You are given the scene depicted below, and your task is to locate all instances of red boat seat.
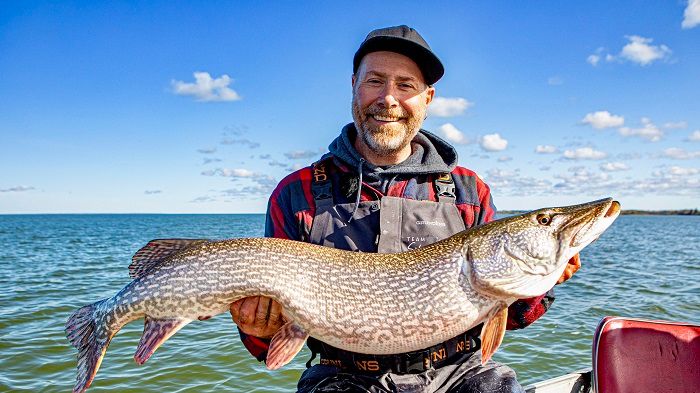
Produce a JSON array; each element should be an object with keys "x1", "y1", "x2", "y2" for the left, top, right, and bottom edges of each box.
[{"x1": 592, "y1": 316, "x2": 700, "y2": 393}]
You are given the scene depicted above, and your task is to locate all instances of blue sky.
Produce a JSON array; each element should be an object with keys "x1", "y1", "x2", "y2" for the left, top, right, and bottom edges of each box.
[{"x1": 1, "y1": 1, "x2": 699, "y2": 213}]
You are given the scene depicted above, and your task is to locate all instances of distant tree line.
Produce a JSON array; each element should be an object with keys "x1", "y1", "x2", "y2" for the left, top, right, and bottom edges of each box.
[{"x1": 619, "y1": 209, "x2": 699, "y2": 216}]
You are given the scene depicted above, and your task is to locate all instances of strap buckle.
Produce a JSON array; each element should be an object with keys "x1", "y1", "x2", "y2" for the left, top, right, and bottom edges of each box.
[
  {"x1": 434, "y1": 173, "x2": 456, "y2": 201},
  {"x1": 312, "y1": 182, "x2": 333, "y2": 201},
  {"x1": 397, "y1": 350, "x2": 430, "y2": 374}
]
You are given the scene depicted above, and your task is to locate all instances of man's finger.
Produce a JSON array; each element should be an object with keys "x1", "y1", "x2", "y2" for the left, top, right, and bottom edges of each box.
[
  {"x1": 255, "y1": 297, "x2": 273, "y2": 325},
  {"x1": 238, "y1": 296, "x2": 261, "y2": 325},
  {"x1": 268, "y1": 299, "x2": 283, "y2": 324},
  {"x1": 230, "y1": 298, "x2": 244, "y2": 321}
]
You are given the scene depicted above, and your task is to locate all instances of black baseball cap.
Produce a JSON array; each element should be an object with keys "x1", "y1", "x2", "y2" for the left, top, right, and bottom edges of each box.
[{"x1": 353, "y1": 25, "x2": 444, "y2": 85}]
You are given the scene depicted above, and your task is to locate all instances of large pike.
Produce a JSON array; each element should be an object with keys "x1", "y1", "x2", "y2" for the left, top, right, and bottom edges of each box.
[{"x1": 65, "y1": 198, "x2": 620, "y2": 392}]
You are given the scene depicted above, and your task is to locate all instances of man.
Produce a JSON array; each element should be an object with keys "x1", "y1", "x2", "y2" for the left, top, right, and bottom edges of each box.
[{"x1": 231, "y1": 25, "x2": 580, "y2": 392}]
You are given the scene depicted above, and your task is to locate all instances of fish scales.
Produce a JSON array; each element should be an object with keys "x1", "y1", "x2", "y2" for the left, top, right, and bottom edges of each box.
[
  {"x1": 100, "y1": 237, "x2": 479, "y2": 353},
  {"x1": 66, "y1": 198, "x2": 621, "y2": 393}
]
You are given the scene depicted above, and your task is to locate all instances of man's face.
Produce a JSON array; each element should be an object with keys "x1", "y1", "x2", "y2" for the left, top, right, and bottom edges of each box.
[{"x1": 352, "y1": 51, "x2": 435, "y2": 156}]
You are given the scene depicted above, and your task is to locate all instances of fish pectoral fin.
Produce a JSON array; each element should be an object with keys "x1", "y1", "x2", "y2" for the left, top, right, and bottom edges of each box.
[
  {"x1": 266, "y1": 321, "x2": 308, "y2": 370},
  {"x1": 479, "y1": 303, "x2": 508, "y2": 365},
  {"x1": 134, "y1": 317, "x2": 191, "y2": 365}
]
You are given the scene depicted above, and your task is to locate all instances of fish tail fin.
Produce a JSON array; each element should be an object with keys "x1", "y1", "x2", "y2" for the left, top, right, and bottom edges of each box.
[{"x1": 65, "y1": 299, "x2": 120, "y2": 393}]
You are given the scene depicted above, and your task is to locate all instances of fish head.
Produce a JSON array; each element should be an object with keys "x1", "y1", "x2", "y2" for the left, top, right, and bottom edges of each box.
[{"x1": 464, "y1": 198, "x2": 620, "y2": 299}]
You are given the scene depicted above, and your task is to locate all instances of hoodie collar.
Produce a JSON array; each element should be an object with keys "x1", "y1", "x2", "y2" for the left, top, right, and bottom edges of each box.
[{"x1": 327, "y1": 123, "x2": 458, "y2": 176}]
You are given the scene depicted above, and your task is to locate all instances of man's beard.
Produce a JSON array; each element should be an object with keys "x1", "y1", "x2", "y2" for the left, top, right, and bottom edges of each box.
[{"x1": 351, "y1": 96, "x2": 425, "y2": 156}]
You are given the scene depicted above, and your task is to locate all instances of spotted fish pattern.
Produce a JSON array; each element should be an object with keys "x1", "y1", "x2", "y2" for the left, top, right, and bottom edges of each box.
[{"x1": 65, "y1": 198, "x2": 620, "y2": 393}]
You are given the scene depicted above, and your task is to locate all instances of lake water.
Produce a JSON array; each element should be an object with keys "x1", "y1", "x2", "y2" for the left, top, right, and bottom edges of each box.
[{"x1": 0, "y1": 214, "x2": 698, "y2": 392}]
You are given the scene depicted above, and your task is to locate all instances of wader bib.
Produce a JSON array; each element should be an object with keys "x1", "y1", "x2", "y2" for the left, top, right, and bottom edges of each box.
[{"x1": 308, "y1": 162, "x2": 466, "y2": 253}]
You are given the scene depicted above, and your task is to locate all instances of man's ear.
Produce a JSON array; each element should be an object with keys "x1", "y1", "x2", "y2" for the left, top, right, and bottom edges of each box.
[
  {"x1": 351, "y1": 74, "x2": 357, "y2": 89},
  {"x1": 425, "y1": 86, "x2": 435, "y2": 105}
]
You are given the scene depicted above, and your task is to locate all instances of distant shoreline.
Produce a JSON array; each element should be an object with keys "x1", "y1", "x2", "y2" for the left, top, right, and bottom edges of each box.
[{"x1": 499, "y1": 209, "x2": 700, "y2": 216}]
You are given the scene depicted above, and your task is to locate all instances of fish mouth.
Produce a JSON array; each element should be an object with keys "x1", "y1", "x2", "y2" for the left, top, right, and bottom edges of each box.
[
  {"x1": 605, "y1": 201, "x2": 621, "y2": 217},
  {"x1": 567, "y1": 199, "x2": 620, "y2": 248}
]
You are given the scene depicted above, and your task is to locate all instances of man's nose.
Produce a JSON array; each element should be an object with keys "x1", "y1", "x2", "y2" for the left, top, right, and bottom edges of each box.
[{"x1": 378, "y1": 84, "x2": 400, "y2": 108}]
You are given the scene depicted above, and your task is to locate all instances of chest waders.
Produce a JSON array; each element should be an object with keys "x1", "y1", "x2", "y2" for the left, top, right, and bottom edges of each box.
[
  {"x1": 308, "y1": 162, "x2": 466, "y2": 253},
  {"x1": 305, "y1": 160, "x2": 480, "y2": 374}
]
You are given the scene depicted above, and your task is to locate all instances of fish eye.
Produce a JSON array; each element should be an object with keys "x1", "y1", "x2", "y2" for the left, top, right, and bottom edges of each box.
[{"x1": 536, "y1": 214, "x2": 552, "y2": 225}]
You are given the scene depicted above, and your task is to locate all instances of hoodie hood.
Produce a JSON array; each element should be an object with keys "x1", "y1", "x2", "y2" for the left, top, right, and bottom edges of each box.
[{"x1": 328, "y1": 123, "x2": 458, "y2": 176}]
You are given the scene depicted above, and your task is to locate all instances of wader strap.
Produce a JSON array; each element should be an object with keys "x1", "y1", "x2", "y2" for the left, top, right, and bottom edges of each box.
[
  {"x1": 305, "y1": 350, "x2": 318, "y2": 368},
  {"x1": 311, "y1": 161, "x2": 334, "y2": 208},
  {"x1": 305, "y1": 337, "x2": 326, "y2": 368},
  {"x1": 434, "y1": 173, "x2": 456, "y2": 203},
  {"x1": 316, "y1": 325, "x2": 482, "y2": 374}
]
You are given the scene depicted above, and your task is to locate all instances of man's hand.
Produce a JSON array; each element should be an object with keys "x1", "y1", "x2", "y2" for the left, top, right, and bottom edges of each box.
[
  {"x1": 230, "y1": 296, "x2": 285, "y2": 339},
  {"x1": 557, "y1": 253, "x2": 581, "y2": 284}
]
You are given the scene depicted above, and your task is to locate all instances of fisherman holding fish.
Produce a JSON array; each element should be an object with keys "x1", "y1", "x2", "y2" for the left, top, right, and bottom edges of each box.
[
  {"x1": 66, "y1": 25, "x2": 614, "y2": 393},
  {"x1": 231, "y1": 26, "x2": 581, "y2": 392}
]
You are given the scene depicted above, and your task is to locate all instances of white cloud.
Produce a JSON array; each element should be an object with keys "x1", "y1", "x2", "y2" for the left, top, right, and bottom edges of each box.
[
  {"x1": 535, "y1": 145, "x2": 558, "y2": 154},
  {"x1": 484, "y1": 168, "x2": 555, "y2": 196},
  {"x1": 581, "y1": 111, "x2": 625, "y2": 129},
  {"x1": 587, "y1": 54, "x2": 601, "y2": 66},
  {"x1": 221, "y1": 185, "x2": 273, "y2": 198},
  {"x1": 549, "y1": 166, "x2": 620, "y2": 195},
  {"x1": 480, "y1": 133, "x2": 508, "y2": 152},
  {"x1": 144, "y1": 190, "x2": 162, "y2": 195},
  {"x1": 618, "y1": 118, "x2": 663, "y2": 142},
  {"x1": 171, "y1": 72, "x2": 241, "y2": 102},
  {"x1": 682, "y1": 0, "x2": 700, "y2": 29},
  {"x1": 487, "y1": 168, "x2": 518, "y2": 179},
  {"x1": 0, "y1": 185, "x2": 34, "y2": 192},
  {"x1": 221, "y1": 168, "x2": 254, "y2": 177},
  {"x1": 439, "y1": 123, "x2": 469, "y2": 144},
  {"x1": 688, "y1": 130, "x2": 700, "y2": 141},
  {"x1": 221, "y1": 138, "x2": 260, "y2": 148},
  {"x1": 663, "y1": 121, "x2": 687, "y2": 129},
  {"x1": 589, "y1": 37, "x2": 672, "y2": 66},
  {"x1": 563, "y1": 147, "x2": 607, "y2": 160},
  {"x1": 202, "y1": 168, "x2": 255, "y2": 177},
  {"x1": 498, "y1": 156, "x2": 512, "y2": 162},
  {"x1": 197, "y1": 147, "x2": 217, "y2": 154},
  {"x1": 668, "y1": 166, "x2": 700, "y2": 176},
  {"x1": 190, "y1": 196, "x2": 217, "y2": 203},
  {"x1": 558, "y1": 167, "x2": 610, "y2": 182},
  {"x1": 619, "y1": 36, "x2": 672, "y2": 66},
  {"x1": 600, "y1": 162, "x2": 630, "y2": 172},
  {"x1": 223, "y1": 124, "x2": 250, "y2": 136},
  {"x1": 428, "y1": 97, "x2": 473, "y2": 117},
  {"x1": 203, "y1": 157, "x2": 222, "y2": 164},
  {"x1": 284, "y1": 149, "x2": 322, "y2": 159},
  {"x1": 663, "y1": 147, "x2": 700, "y2": 160}
]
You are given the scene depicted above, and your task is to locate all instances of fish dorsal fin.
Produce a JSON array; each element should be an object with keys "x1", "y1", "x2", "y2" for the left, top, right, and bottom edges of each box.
[
  {"x1": 129, "y1": 239, "x2": 206, "y2": 279},
  {"x1": 480, "y1": 302, "x2": 508, "y2": 365}
]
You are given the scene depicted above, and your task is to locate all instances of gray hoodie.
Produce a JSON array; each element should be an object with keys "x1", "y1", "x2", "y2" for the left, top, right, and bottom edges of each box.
[{"x1": 326, "y1": 123, "x2": 459, "y2": 194}]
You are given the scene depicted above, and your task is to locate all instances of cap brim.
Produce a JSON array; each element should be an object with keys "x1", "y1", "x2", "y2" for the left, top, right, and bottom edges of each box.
[{"x1": 353, "y1": 36, "x2": 444, "y2": 85}]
